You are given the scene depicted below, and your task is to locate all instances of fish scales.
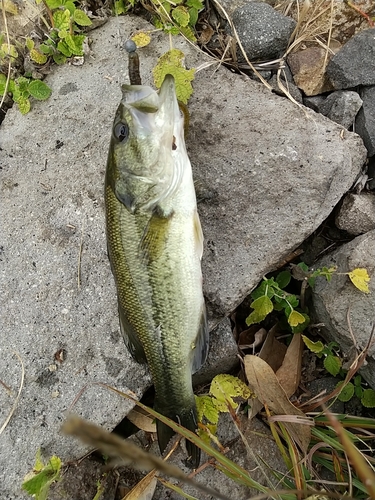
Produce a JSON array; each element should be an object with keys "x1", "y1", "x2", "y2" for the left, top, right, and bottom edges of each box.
[{"x1": 105, "y1": 74, "x2": 208, "y2": 467}]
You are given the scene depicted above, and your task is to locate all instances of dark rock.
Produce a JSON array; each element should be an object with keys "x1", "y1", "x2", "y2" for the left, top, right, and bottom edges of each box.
[
  {"x1": 310, "y1": 230, "x2": 375, "y2": 390},
  {"x1": 318, "y1": 91, "x2": 363, "y2": 129},
  {"x1": 232, "y1": 2, "x2": 296, "y2": 61},
  {"x1": 356, "y1": 85, "x2": 375, "y2": 156},
  {"x1": 327, "y1": 28, "x2": 375, "y2": 89},
  {"x1": 303, "y1": 95, "x2": 326, "y2": 112},
  {"x1": 287, "y1": 47, "x2": 334, "y2": 96},
  {"x1": 335, "y1": 193, "x2": 375, "y2": 235},
  {"x1": 269, "y1": 63, "x2": 303, "y2": 103}
]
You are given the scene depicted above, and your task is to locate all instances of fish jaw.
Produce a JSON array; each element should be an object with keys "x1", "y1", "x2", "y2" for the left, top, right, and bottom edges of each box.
[{"x1": 108, "y1": 75, "x2": 184, "y2": 214}]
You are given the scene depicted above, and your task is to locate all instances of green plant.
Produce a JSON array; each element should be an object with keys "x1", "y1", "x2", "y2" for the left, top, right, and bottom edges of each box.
[
  {"x1": 336, "y1": 374, "x2": 375, "y2": 407},
  {"x1": 246, "y1": 264, "x2": 370, "y2": 333},
  {"x1": 114, "y1": 0, "x2": 204, "y2": 41},
  {"x1": 245, "y1": 268, "x2": 311, "y2": 332},
  {"x1": 302, "y1": 335, "x2": 342, "y2": 376},
  {"x1": 0, "y1": 74, "x2": 52, "y2": 114},
  {"x1": 31, "y1": 0, "x2": 92, "y2": 65},
  {"x1": 22, "y1": 449, "x2": 62, "y2": 500}
]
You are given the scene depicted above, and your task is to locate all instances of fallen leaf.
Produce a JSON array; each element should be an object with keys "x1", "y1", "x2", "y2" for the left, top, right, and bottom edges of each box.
[
  {"x1": 276, "y1": 333, "x2": 302, "y2": 397},
  {"x1": 347, "y1": 268, "x2": 370, "y2": 293},
  {"x1": 258, "y1": 325, "x2": 287, "y2": 373},
  {"x1": 122, "y1": 470, "x2": 157, "y2": 500},
  {"x1": 244, "y1": 355, "x2": 311, "y2": 453},
  {"x1": 131, "y1": 31, "x2": 152, "y2": 48},
  {"x1": 248, "y1": 326, "x2": 287, "y2": 419},
  {"x1": 127, "y1": 407, "x2": 156, "y2": 433}
]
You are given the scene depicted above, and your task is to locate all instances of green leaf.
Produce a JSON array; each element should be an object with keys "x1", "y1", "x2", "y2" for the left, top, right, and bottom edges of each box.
[
  {"x1": 58, "y1": 29, "x2": 68, "y2": 39},
  {"x1": 324, "y1": 354, "x2": 341, "y2": 376},
  {"x1": 337, "y1": 381, "x2": 355, "y2": 402},
  {"x1": 26, "y1": 37, "x2": 34, "y2": 50},
  {"x1": 354, "y1": 385, "x2": 363, "y2": 399},
  {"x1": 40, "y1": 43, "x2": 54, "y2": 55},
  {"x1": 65, "y1": 1, "x2": 76, "y2": 15},
  {"x1": 288, "y1": 310, "x2": 306, "y2": 327},
  {"x1": 172, "y1": 5, "x2": 190, "y2": 27},
  {"x1": 361, "y1": 389, "x2": 375, "y2": 408},
  {"x1": 186, "y1": 0, "x2": 204, "y2": 9},
  {"x1": 354, "y1": 375, "x2": 362, "y2": 387},
  {"x1": 196, "y1": 395, "x2": 219, "y2": 424},
  {"x1": 46, "y1": 0, "x2": 63, "y2": 9},
  {"x1": 301, "y1": 335, "x2": 324, "y2": 354},
  {"x1": 57, "y1": 40, "x2": 72, "y2": 57},
  {"x1": 250, "y1": 279, "x2": 276, "y2": 300},
  {"x1": 290, "y1": 312, "x2": 310, "y2": 333},
  {"x1": 307, "y1": 276, "x2": 316, "y2": 288},
  {"x1": 276, "y1": 270, "x2": 291, "y2": 289},
  {"x1": 16, "y1": 96, "x2": 31, "y2": 114},
  {"x1": 188, "y1": 7, "x2": 198, "y2": 26},
  {"x1": 153, "y1": 49, "x2": 195, "y2": 104},
  {"x1": 210, "y1": 374, "x2": 251, "y2": 411},
  {"x1": 179, "y1": 25, "x2": 197, "y2": 42},
  {"x1": 30, "y1": 48, "x2": 48, "y2": 64},
  {"x1": 53, "y1": 52, "x2": 67, "y2": 64},
  {"x1": 246, "y1": 295, "x2": 273, "y2": 326},
  {"x1": 0, "y1": 73, "x2": 8, "y2": 95},
  {"x1": 28, "y1": 80, "x2": 52, "y2": 100},
  {"x1": 1, "y1": 42, "x2": 18, "y2": 59},
  {"x1": 53, "y1": 9, "x2": 71, "y2": 31},
  {"x1": 73, "y1": 9, "x2": 92, "y2": 26},
  {"x1": 114, "y1": 0, "x2": 127, "y2": 14},
  {"x1": 22, "y1": 454, "x2": 62, "y2": 499},
  {"x1": 64, "y1": 34, "x2": 85, "y2": 55}
]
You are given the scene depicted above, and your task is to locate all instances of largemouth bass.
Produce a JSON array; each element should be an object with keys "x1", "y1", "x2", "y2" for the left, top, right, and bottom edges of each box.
[{"x1": 105, "y1": 74, "x2": 208, "y2": 466}]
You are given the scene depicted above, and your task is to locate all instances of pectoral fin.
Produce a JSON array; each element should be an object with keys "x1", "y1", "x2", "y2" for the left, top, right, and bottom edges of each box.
[
  {"x1": 193, "y1": 210, "x2": 204, "y2": 260},
  {"x1": 139, "y1": 210, "x2": 173, "y2": 264},
  {"x1": 118, "y1": 301, "x2": 147, "y2": 364}
]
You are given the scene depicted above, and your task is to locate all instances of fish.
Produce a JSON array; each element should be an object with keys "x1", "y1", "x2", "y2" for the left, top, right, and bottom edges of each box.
[{"x1": 105, "y1": 74, "x2": 209, "y2": 467}]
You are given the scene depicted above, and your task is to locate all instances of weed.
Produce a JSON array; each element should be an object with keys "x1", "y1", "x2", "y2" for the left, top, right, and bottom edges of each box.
[{"x1": 0, "y1": 73, "x2": 51, "y2": 114}]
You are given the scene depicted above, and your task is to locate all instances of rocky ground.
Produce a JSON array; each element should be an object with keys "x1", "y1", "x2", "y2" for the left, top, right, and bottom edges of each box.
[{"x1": 1, "y1": 0, "x2": 375, "y2": 499}]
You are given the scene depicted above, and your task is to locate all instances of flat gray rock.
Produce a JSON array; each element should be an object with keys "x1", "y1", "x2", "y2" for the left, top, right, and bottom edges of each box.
[
  {"x1": 311, "y1": 231, "x2": 375, "y2": 390},
  {"x1": 0, "y1": 14, "x2": 368, "y2": 498},
  {"x1": 327, "y1": 28, "x2": 375, "y2": 89}
]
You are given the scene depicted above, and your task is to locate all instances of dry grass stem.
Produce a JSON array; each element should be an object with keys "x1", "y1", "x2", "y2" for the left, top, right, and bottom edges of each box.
[{"x1": 0, "y1": 352, "x2": 25, "y2": 436}]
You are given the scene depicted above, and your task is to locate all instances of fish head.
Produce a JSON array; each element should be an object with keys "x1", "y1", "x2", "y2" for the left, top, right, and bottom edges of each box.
[{"x1": 108, "y1": 74, "x2": 185, "y2": 214}]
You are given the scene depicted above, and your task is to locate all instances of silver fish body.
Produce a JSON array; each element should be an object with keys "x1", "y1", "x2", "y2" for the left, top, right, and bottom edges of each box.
[{"x1": 105, "y1": 75, "x2": 208, "y2": 466}]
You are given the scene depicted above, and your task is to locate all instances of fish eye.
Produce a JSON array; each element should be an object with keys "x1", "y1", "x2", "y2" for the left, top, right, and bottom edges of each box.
[{"x1": 114, "y1": 122, "x2": 129, "y2": 142}]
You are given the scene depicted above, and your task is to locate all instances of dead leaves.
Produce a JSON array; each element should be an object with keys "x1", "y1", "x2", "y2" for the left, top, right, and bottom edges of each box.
[{"x1": 244, "y1": 353, "x2": 312, "y2": 454}]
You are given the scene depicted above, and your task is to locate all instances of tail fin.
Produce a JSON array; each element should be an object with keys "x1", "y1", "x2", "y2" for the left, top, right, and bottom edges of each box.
[{"x1": 155, "y1": 403, "x2": 201, "y2": 468}]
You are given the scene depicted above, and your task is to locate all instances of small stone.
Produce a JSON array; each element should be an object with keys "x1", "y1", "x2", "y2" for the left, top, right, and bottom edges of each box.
[
  {"x1": 356, "y1": 85, "x2": 375, "y2": 157},
  {"x1": 287, "y1": 47, "x2": 334, "y2": 96},
  {"x1": 232, "y1": 2, "x2": 296, "y2": 61},
  {"x1": 335, "y1": 193, "x2": 375, "y2": 235},
  {"x1": 327, "y1": 27, "x2": 375, "y2": 89},
  {"x1": 51, "y1": 390, "x2": 59, "y2": 398},
  {"x1": 317, "y1": 91, "x2": 363, "y2": 129},
  {"x1": 48, "y1": 364, "x2": 57, "y2": 372}
]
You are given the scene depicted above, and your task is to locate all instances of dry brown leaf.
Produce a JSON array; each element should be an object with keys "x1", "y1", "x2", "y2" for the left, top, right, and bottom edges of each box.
[
  {"x1": 127, "y1": 407, "x2": 157, "y2": 433},
  {"x1": 248, "y1": 326, "x2": 287, "y2": 419},
  {"x1": 276, "y1": 333, "x2": 303, "y2": 397},
  {"x1": 258, "y1": 325, "x2": 287, "y2": 372},
  {"x1": 122, "y1": 470, "x2": 157, "y2": 500},
  {"x1": 244, "y1": 355, "x2": 311, "y2": 453}
]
